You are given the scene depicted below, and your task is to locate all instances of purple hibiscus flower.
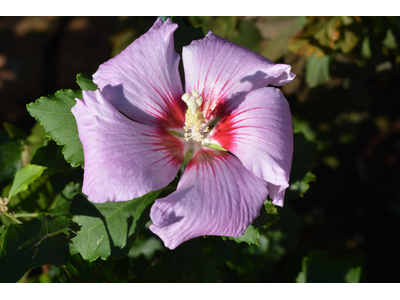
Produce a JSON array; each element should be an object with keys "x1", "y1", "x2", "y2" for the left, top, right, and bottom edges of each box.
[{"x1": 71, "y1": 18, "x2": 295, "y2": 250}]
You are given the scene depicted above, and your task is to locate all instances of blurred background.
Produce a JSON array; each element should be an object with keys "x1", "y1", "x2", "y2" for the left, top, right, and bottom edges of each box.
[{"x1": 1, "y1": 16, "x2": 400, "y2": 282}]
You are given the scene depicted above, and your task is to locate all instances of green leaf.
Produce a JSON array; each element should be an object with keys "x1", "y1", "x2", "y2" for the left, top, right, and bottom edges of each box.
[
  {"x1": 0, "y1": 131, "x2": 23, "y2": 184},
  {"x1": 252, "y1": 200, "x2": 280, "y2": 230},
  {"x1": 47, "y1": 182, "x2": 81, "y2": 218},
  {"x1": 0, "y1": 215, "x2": 80, "y2": 283},
  {"x1": 260, "y1": 17, "x2": 308, "y2": 61},
  {"x1": 30, "y1": 140, "x2": 71, "y2": 175},
  {"x1": 8, "y1": 164, "x2": 47, "y2": 199},
  {"x1": 2, "y1": 122, "x2": 27, "y2": 140},
  {"x1": 295, "y1": 251, "x2": 363, "y2": 283},
  {"x1": 286, "y1": 133, "x2": 317, "y2": 199},
  {"x1": 305, "y1": 55, "x2": 331, "y2": 88},
  {"x1": 222, "y1": 225, "x2": 260, "y2": 246},
  {"x1": 69, "y1": 190, "x2": 161, "y2": 262},
  {"x1": 171, "y1": 16, "x2": 204, "y2": 87},
  {"x1": 26, "y1": 89, "x2": 84, "y2": 168},
  {"x1": 143, "y1": 239, "x2": 221, "y2": 282},
  {"x1": 76, "y1": 73, "x2": 98, "y2": 91},
  {"x1": 171, "y1": 16, "x2": 204, "y2": 54}
]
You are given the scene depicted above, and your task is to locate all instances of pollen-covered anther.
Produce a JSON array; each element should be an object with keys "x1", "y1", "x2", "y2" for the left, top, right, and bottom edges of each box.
[{"x1": 181, "y1": 89, "x2": 207, "y2": 144}]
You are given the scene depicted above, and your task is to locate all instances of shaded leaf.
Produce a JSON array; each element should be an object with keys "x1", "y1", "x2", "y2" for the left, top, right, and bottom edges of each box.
[
  {"x1": 253, "y1": 200, "x2": 280, "y2": 230},
  {"x1": 286, "y1": 133, "x2": 317, "y2": 200},
  {"x1": 47, "y1": 182, "x2": 81, "y2": 218},
  {"x1": 26, "y1": 89, "x2": 84, "y2": 168},
  {"x1": 143, "y1": 239, "x2": 221, "y2": 282},
  {"x1": 8, "y1": 164, "x2": 47, "y2": 199},
  {"x1": 30, "y1": 140, "x2": 71, "y2": 175},
  {"x1": 69, "y1": 190, "x2": 161, "y2": 262},
  {"x1": 0, "y1": 215, "x2": 80, "y2": 283},
  {"x1": 2, "y1": 122, "x2": 27, "y2": 140},
  {"x1": 171, "y1": 16, "x2": 204, "y2": 54},
  {"x1": 171, "y1": 16, "x2": 204, "y2": 87},
  {"x1": 0, "y1": 131, "x2": 22, "y2": 184},
  {"x1": 296, "y1": 251, "x2": 363, "y2": 283}
]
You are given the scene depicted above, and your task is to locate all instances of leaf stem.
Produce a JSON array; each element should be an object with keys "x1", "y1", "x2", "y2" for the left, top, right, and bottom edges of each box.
[
  {"x1": 13, "y1": 213, "x2": 39, "y2": 218},
  {"x1": 3, "y1": 212, "x2": 22, "y2": 224}
]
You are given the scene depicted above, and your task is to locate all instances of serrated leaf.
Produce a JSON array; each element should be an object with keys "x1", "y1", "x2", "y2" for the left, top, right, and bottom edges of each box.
[
  {"x1": 222, "y1": 225, "x2": 260, "y2": 245},
  {"x1": 69, "y1": 190, "x2": 161, "y2": 262},
  {"x1": 0, "y1": 215, "x2": 80, "y2": 283},
  {"x1": 143, "y1": 239, "x2": 221, "y2": 283},
  {"x1": 8, "y1": 164, "x2": 47, "y2": 199},
  {"x1": 26, "y1": 89, "x2": 84, "y2": 168},
  {"x1": 0, "y1": 131, "x2": 22, "y2": 184},
  {"x1": 253, "y1": 200, "x2": 280, "y2": 230},
  {"x1": 76, "y1": 73, "x2": 98, "y2": 91}
]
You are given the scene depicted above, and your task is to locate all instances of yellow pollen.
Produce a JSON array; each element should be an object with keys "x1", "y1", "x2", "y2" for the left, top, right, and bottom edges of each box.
[{"x1": 181, "y1": 90, "x2": 207, "y2": 144}]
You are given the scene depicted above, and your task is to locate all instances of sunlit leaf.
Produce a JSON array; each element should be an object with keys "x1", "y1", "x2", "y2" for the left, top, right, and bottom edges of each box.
[
  {"x1": 305, "y1": 55, "x2": 331, "y2": 88},
  {"x1": 69, "y1": 190, "x2": 161, "y2": 262},
  {"x1": 8, "y1": 164, "x2": 46, "y2": 199},
  {"x1": 76, "y1": 73, "x2": 98, "y2": 91},
  {"x1": 223, "y1": 225, "x2": 260, "y2": 246},
  {"x1": 260, "y1": 16, "x2": 308, "y2": 61},
  {"x1": 288, "y1": 16, "x2": 362, "y2": 57},
  {"x1": 0, "y1": 215, "x2": 80, "y2": 283},
  {"x1": 26, "y1": 89, "x2": 84, "y2": 168}
]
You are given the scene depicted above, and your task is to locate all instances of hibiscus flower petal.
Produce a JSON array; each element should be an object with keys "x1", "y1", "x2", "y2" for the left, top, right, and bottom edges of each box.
[
  {"x1": 71, "y1": 90, "x2": 185, "y2": 203},
  {"x1": 210, "y1": 87, "x2": 293, "y2": 206},
  {"x1": 182, "y1": 31, "x2": 295, "y2": 121},
  {"x1": 149, "y1": 149, "x2": 269, "y2": 250},
  {"x1": 92, "y1": 18, "x2": 185, "y2": 130}
]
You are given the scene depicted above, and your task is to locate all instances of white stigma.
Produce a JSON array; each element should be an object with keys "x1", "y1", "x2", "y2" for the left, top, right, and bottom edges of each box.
[{"x1": 182, "y1": 89, "x2": 209, "y2": 144}]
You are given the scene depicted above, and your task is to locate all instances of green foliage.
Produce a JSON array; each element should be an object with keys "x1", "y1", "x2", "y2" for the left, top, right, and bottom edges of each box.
[
  {"x1": 30, "y1": 140, "x2": 72, "y2": 176},
  {"x1": 288, "y1": 16, "x2": 363, "y2": 57},
  {"x1": 0, "y1": 131, "x2": 22, "y2": 185},
  {"x1": 69, "y1": 190, "x2": 161, "y2": 262},
  {"x1": 8, "y1": 164, "x2": 47, "y2": 199},
  {"x1": 296, "y1": 251, "x2": 363, "y2": 283},
  {"x1": 76, "y1": 73, "x2": 98, "y2": 91},
  {"x1": 260, "y1": 16, "x2": 308, "y2": 61},
  {"x1": 171, "y1": 16, "x2": 204, "y2": 54},
  {"x1": 286, "y1": 133, "x2": 317, "y2": 200},
  {"x1": 170, "y1": 16, "x2": 204, "y2": 87},
  {"x1": 26, "y1": 89, "x2": 84, "y2": 168},
  {"x1": 143, "y1": 239, "x2": 221, "y2": 282},
  {"x1": 305, "y1": 55, "x2": 331, "y2": 88},
  {"x1": 223, "y1": 225, "x2": 260, "y2": 245},
  {"x1": 0, "y1": 215, "x2": 80, "y2": 282}
]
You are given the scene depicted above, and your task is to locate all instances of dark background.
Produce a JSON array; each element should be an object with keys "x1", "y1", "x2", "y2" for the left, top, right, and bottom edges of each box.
[{"x1": 1, "y1": 16, "x2": 399, "y2": 282}]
